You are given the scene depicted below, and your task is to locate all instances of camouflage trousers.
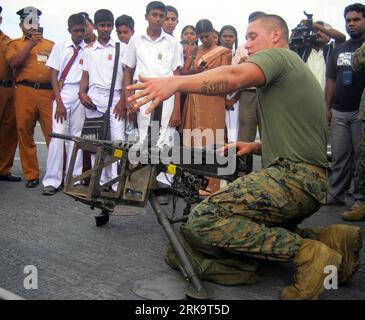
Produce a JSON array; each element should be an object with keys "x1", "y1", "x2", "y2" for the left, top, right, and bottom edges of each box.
[
  {"x1": 359, "y1": 121, "x2": 365, "y2": 196},
  {"x1": 181, "y1": 158, "x2": 328, "y2": 262}
]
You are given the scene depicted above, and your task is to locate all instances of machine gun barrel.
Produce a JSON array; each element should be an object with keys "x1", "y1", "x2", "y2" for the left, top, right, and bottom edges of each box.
[{"x1": 49, "y1": 132, "x2": 134, "y2": 151}]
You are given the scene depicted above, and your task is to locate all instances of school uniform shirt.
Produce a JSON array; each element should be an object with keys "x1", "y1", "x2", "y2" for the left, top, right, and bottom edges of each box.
[
  {"x1": 122, "y1": 29, "x2": 183, "y2": 80},
  {"x1": 83, "y1": 38, "x2": 126, "y2": 113},
  {"x1": 83, "y1": 38, "x2": 126, "y2": 91},
  {"x1": 46, "y1": 39, "x2": 87, "y2": 85}
]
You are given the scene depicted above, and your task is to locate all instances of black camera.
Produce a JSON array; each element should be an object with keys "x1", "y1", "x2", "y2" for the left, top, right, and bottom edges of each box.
[
  {"x1": 37, "y1": 26, "x2": 44, "y2": 35},
  {"x1": 289, "y1": 11, "x2": 317, "y2": 52}
]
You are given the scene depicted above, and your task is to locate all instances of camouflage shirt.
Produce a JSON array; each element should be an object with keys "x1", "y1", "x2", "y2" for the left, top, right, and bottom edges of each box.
[{"x1": 353, "y1": 42, "x2": 365, "y2": 120}]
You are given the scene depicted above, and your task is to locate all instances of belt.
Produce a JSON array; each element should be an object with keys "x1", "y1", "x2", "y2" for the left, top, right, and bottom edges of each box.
[
  {"x1": 17, "y1": 80, "x2": 52, "y2": 90},
  {"x1": 0, "y1": 80, "x2": 15, "y2": 88}
]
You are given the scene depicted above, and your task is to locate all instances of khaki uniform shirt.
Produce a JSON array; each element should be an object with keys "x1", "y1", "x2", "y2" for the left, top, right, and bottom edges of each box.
[
  {"x1": 5, "y1": 36, "x2": 54, "y2": 83},
  {"x1": 0, "y1": 31, "x2": 13, "y2": 81}
]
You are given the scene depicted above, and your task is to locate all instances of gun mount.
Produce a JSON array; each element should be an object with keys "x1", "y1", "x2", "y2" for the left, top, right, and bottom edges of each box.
[{"x1": 50, "y1": 132, "x2": 251, "y2": 299}]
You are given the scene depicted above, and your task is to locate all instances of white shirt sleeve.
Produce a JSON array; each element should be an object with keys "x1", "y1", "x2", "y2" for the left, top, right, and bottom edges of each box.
[
  {"x1": 172, "y1": 40, "x2": 184, "y2": 72},
  {"x1": 83, "y1": 48, "x2": 90, "y2": 72},
  {"x1": 46, "y1": 42, "x2": 61, "y2": 71},
  {"x1": 121, "y1": 37, "x2": 137, "y2": 69}
]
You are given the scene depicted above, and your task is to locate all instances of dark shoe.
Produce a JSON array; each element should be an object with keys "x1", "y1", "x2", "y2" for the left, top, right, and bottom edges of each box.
[
  {"x1": 0, "y1": 173, "x2": 22, "y2": 182},
  {"x1": 25, "y1": 179, "x2": 40, "y2": 188},
  {"x1": 42, "y1": 186, "x2": 58, "y2": 196}
]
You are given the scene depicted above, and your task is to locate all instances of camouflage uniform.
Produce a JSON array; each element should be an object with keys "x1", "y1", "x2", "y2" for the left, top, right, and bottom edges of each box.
[
  {"x1": 181, "y1": 158, "x2": 328, "y2": 262},
  {"x1": 353, "y1": 42, "x2": 365, "y2": 195},
  {"x1": 359, "y1": 108, "x2": 365, "y2": 195}
]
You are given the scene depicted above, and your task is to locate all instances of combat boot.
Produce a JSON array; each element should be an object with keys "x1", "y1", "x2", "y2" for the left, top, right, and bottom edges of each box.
[
  {"x1": 342, "y1": 204, "x2": 365, "y2": 222},
  {"x1": 281, "y1": 239, "x2": 342, "y2": 300},
  {"x1": 318, "y1": 225, "x2": 362, "y2": 284}
]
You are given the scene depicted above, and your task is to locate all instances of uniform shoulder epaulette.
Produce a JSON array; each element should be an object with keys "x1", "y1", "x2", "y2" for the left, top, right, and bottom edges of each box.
[{"x1": 8, "y1": 37, "x2": 23, "y2": 44}]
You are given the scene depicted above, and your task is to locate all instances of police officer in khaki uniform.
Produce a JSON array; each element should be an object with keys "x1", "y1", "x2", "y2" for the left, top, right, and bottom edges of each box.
[
  {"x1": 0, "y1": 6, "x2": 21, "y2": 182},
  {"x1": 6, "y1": 6, "x2": 54, "y2": 188}
]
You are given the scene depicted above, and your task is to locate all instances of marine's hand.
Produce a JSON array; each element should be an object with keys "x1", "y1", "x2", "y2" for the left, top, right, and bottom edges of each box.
[
  {"x1": 219, "y1": 142, "x2": 256, "y2": 157},
  {"x1": 127, "y1": 75, "x2": 177, "y2": 114}
]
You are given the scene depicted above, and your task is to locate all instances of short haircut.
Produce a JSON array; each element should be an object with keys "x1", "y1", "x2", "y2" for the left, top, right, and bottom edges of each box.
[
  {"x1": 344, "y1": 3, "x2": 365, "y2": 19},
  {"x1": 252, "y1": 14, "x2": 289, "y2": 42},
  {"x1": 68, "y1": 13, "x2": 86, "y2": 28},
  {"x1": 195, "y1": 19, "x2": 214, "y2": 34},
  {"x1": 94, "y1": 9, "x2": 114, "y2": 25},
  {"x1": 146, "y1": 1, "x2": 166, "y2": 15},
  {"x1": 248, "y1": 11, "x2": 266, "y2": 23},
  {"x1": 79, "y1": 12, "x2": 93, "y2": 25},
  {"x1": 166, "y1": 5, "x2": 178, "y2": 19},
  {"x1": 115, "y1": 14, "x2": 135, "y2": 30},
  {"x1": 219, "y1": 25, "x2": 238, "y2": 50}
]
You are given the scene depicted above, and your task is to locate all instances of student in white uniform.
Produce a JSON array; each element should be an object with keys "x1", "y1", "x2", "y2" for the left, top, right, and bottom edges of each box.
[
  {"x1": 79, "y1": 9, "x2": 127, "y2": 189},
  {"x1": 123, "y1": 1, "x2": 183, "y2": 149},
  {"x1": 42, "y1": 13, "x2": 87, "y2": 195}
]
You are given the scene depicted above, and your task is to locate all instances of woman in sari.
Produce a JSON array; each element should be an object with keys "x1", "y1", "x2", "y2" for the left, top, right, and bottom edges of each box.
[{"x1": 182, "y1": 19, "x2": 232, "y2": 195}]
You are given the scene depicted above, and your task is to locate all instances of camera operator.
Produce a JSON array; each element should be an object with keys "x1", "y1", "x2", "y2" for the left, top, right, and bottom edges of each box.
[{"x1": 294, "y1": 20, "x2": 346, "y2": 90}]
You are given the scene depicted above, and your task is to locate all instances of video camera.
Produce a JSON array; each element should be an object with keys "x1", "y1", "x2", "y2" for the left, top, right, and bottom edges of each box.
[{"x1": 289, "y1": 11, "x2": 317, "y2": 53}]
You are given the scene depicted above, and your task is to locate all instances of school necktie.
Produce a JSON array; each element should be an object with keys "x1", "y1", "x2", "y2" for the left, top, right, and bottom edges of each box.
[{"x1": 58, "y1": 46, "x2": 81, "y2": 90}]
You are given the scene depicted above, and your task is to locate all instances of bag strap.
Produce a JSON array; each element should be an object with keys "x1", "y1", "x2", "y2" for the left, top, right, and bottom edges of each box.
[
  {"x1": 58, "y1": 46, "x2": 81, "y2": 91},
  {"x1": 102, "y1": 42, "x2": 121, "y2": 140}
]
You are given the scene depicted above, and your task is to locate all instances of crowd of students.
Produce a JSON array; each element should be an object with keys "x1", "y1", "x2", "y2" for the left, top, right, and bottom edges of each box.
[
  {"x1": 0, "y1": 2, "x2": 364, "y2": 215},
  {"x1": 1, "y1": 1, "x2": 365, "y2": 301}
]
